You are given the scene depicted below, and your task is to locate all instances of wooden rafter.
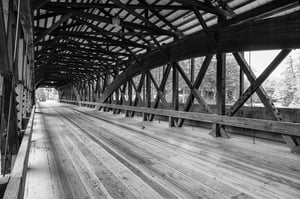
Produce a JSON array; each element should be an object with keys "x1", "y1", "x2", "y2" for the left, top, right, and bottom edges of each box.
[{"x1": 34, "y1": 13, "x2": 72, "y2": 43}]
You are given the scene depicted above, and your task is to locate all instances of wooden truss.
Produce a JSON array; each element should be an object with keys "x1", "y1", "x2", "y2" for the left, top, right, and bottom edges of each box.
[
  {"x1": 34, "y1": 0, "x2": 300, "y2": 154},
  {"x1": 0, "y1": 0, "x2": 35, "y2": 174}
]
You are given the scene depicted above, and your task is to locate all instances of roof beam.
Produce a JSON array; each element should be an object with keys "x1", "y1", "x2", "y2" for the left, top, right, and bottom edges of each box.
[
  {"x1": 74, "y1": 18, "x2": 150, "y2": 50},
  {"x1": 32, "y1": 0, "x2": 49, "y2": 10},
  {"x1": 54, "y1": 45, "x2": 129, "y2": 57},
  {"x1": 42, "y1": 5, "x2": 174, "y2": 36},
  {"x1": 173, "y1": 0, "x2": 221, "y2": 15},
  {"x1": 34, "y1": 12, "x2": 60, "y2": 20},
  {"x1": 221, "y1": 0, "x2": 299, "y2": 27},
  {"x1": 46, "y1": 2, "x2": 194, "y2": 10},
  {"x1": 108, "y1": 0, "x2": 177, "y2": 37},
  {"x1": 50, "y1": 32, "x2": 147, "y2": 49},
  {"x1": 54, "y1": 30, "x2": 156, "y2": 37},
  {"x1": 138, "y1": 0, "x2": 179, "y2": 34},
  {"x1": 34, "y1": 13, "x2": 72, "y2": 43}
]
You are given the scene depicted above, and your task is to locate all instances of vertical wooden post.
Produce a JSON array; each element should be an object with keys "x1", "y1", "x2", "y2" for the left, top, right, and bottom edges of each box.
[
  {"x1": 142, "y1": 75, "x2": 146, "y2": 104},
  {"x1": 91, "y1": 80, "x2": 93, "y2": 102},
  {"x1": 114, "y1": 69, "x2": 119, "y2": 114},
  {"x1": 191, "y1": 58, "x2": 195, "y2": 84},
  {"x1": 108, "y1": 73, "x2": 112, "y2": 111},
  {"x1": 0, "y1": 75, "x2": 4, "y2": 171},
  {"x1": 143, "y1": 72, "x2": 151, "y2": 121},
  {"x1": 91, "y1": 80, "x2": 95, "y2": 102},
  {"x1": 84, "y1": 80, "x2": 89, "y2": 101},
  {"x1": 103, "y1": 72, "x2": 110, "y2": 111},
  {"x1": 126, "y1": 80, "x2": 132, "y2": 117},
  {"x1": 96, "y1": 75, "x2": 100, "y2": 100},
  {"x1": 169, "y1": 65, "x2": 179, "y2": 127},
  {"x1": 211, "y1": 53, "x2": 229, "y2": 137},
  {"x1": 79, "y1": 83, "x2": 82, "y2": 101},
  {"x1": 88, "y1": 81, "x2": 91, "y2": 102},
  {"x1": 240, "y1": 52, "x2": 244, "y2": 96}
]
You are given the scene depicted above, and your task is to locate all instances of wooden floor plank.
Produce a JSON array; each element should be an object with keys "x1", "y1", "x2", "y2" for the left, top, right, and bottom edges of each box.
[
  {"x1": 24, "y1": 112, "x2": 65, "y2": 199},
  {"x1": 65, "y1": 107, "x2": 300, "y2": 198},
  {"x1": 24, "y1": 101, "x2": 300, "y2": 199}
]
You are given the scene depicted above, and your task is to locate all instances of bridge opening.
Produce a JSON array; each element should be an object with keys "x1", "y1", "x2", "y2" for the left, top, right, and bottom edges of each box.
[{"x1": 36, "y1": 88, "x2": 59, "y2": 102}]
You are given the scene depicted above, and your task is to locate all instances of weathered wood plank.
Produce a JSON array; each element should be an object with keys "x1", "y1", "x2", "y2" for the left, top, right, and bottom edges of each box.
[
  {"x1": 3, "y1": 106, "x2": 35, "y2": 199},
  {"x1": 24, "y1": 109, "x2": 66, "y2": 199},
  {"x1": 52, "y1": 102, "x2": 300, "y2": 199},
  {"x1": 62, "y1": 100, "x2": 300, "y2": 137}
]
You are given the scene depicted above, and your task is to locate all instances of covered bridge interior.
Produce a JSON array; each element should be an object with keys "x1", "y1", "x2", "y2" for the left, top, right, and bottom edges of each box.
[{"x1": 0, "y1": 0, "x2": 300, "y2": 198}]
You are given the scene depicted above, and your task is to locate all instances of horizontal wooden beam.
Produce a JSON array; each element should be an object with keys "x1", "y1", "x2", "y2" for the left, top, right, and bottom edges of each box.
[
  {"x1": 46, "y1": 2, "x2": 194, "y2": 10},
  {"x1": 61, "y1": 100, "x2": 300, "y2": 137},
  {"x1": 53, "y1": 30, "x2": 158, "y2": 37},
  {"x1": 173, "y1": 0, "x2": 221, "y2": 15}
]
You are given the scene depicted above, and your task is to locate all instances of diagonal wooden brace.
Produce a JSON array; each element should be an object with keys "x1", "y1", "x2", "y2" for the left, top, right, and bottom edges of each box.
[
  {"x1": 178, "y1": 55, "x2": 213, "y2": 127},
  {"x1": 233, "y1": 51, "x2": 299, "y2": 151},
  {"x1": 149, "y1": 65, "x2": 172, "y2": 121}
]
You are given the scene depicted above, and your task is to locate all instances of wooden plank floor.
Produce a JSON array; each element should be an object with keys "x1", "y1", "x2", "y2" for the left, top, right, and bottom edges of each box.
[{"x1": 24, "y1": 101, "x2": 300, "y2": 199}]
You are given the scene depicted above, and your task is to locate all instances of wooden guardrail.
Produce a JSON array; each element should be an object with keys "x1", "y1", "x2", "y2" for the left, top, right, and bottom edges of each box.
[
  {"x1": 60, "y1": 100, "x2": 300, "y2": 137},
  {"x1": 3, "y1": 105, "x2": 35, "y2": 199}
]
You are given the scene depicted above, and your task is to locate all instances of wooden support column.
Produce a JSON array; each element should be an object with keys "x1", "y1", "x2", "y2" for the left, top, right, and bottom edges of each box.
[
  {"x1": 87, "y1": 81, "x2": 90, "y2": 102},
  {"x1": 71, "y1": 86, "x2": 81, "y2": 107},
  {"x1": 0, "y1": 75, "x2": 5, "y2": 172},
  {"x1": 239, "y1": 53, "x2": 244, "y2": 96},
  {"x1": 126, "y1": 80, "x2": 133, "y2": 117},
  {"x1": 169, "y1": 65, "x2": 179, "y2": 127},
  {"x1": 113, "y1": 69, "x2": 119, "y2": 114},
  {"x1": 104, "y1": 73, "x2": 111, "y2": 112},
  {"x1": 96, "y1": 75, "x2": 100, "y2": 100},
  {"x1": 83, "y1": 82, "x2": 86, "y2": 101},
  {"x1": 143, "y1": 72, "x2": 151, "y2": 121},
  {"x1": 89, "y1": 81, "x2": 92, "y2": 102},
  {"x1": 92, "y1": 80, "x2": 95, "y2": 102},
  {"x1": 211, "y1": 53, "x2": 229, "y2": 138},
  {"x1": 81, "y1": 82, "x2": 85, "y2": 101},
  {"x1": 78, "y1": 84, "x2": 81, "y2": 101},
  {"x1": 191, "y1": 58, "x2": 195, "y2": 84},
  {"x1": 117, "y1": 83, "x2": 127, "y2": 114},
  {"x1": 83, "y1": 82, "x2": 86, "y2": 102}
]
